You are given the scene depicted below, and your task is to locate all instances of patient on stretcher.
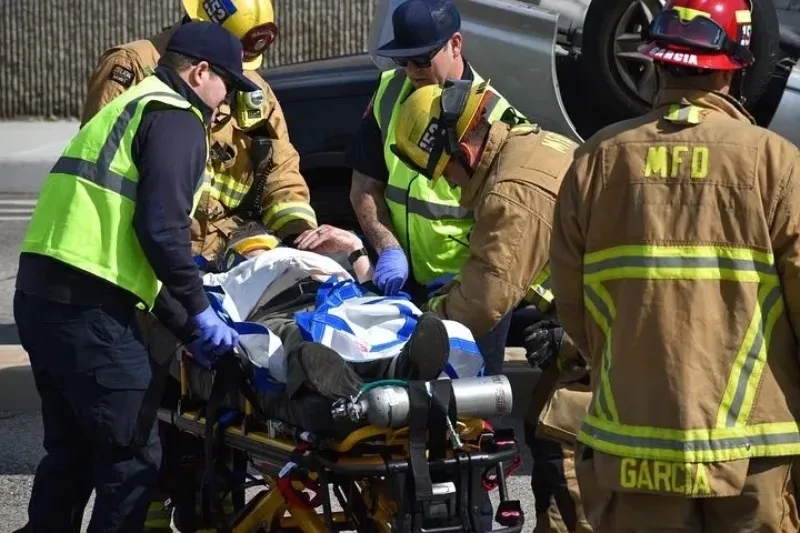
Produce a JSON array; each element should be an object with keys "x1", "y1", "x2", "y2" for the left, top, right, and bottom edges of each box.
[{"x1": 175, "y1": 222, "x2": 484, "y2": 438}]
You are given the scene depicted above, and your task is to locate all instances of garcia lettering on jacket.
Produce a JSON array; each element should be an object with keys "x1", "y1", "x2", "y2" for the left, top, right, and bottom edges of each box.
[
  {"x1": 593, "y1": 450, "x2": 750, "y2": 497},
  {"x1": 620, "y1": 458, "x2": 711, "y2": 496}
]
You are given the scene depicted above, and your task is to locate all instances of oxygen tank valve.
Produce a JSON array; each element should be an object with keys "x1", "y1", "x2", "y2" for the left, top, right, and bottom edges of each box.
[{"x1": 331, "y1": 396, "x2": 369, "y2": 424}]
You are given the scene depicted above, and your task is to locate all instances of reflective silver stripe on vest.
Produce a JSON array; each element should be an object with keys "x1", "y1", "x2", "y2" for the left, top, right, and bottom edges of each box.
[
  {"x1": 378, "y1": 73, "x2": 407, "y2": 141},
  {"x1": 385, "y1": 184, "x2": 472, "y2": 220},
  {"x1": 55, "y1": 91, "x2": 188, "y2": 202},
  {"x1": 51, "y1": 157, "x2": 138, "y2": 201},
  {"x1": 484, "y1": 92, "x2": 501, "y2": 116}
]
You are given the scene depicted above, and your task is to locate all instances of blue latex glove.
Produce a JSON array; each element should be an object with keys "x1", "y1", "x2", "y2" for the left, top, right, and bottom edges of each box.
[
  {"x1": 426, "y1": 273, "x2": 456, "y2": 299},
  {"x1": 188, "y1": 306, "x2": 240, "y2": 367},
  {"x1": 373, "y1": 246, "x2": 409, "y2": 296},
  {"x1": 193, "y1": 255, "x2": 210, "y2": 269}
]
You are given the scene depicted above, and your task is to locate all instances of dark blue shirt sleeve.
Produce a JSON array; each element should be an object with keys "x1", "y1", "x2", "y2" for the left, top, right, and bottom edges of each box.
[
  {"x1": 344, "y1": 95, "x2": 390, "y2": 183},
  {"x1": 131, "y1": 107, "x2": 209, "y2": 317},
  {"x1": 152, "y1": 286, "x2": 196, "y2": 344}
]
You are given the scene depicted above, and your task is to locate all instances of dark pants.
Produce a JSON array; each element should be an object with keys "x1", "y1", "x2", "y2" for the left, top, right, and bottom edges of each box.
[
  {"x1": 475, "y1": 311, "x2": 513, "y2": 377},
  {"x1": 14, "y1": 291, "x2": 161, "y2": 533},
  {"x1": 525, "y1": 423, "x2": 585, "y2": 532}
]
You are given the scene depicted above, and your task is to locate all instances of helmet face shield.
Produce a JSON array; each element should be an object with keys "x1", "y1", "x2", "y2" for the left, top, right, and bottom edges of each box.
[
  {"x1": 649, "y1": 9, "x2": 753, "y2": 65},
  {"x1": 651, "y1": 10, "x2": 727, "y2": 51}
]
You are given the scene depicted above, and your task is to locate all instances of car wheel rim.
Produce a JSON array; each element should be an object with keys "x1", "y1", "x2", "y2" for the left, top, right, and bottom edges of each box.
[{"x1": 612, "y1": 0, "x2": 665, "y2": 107}]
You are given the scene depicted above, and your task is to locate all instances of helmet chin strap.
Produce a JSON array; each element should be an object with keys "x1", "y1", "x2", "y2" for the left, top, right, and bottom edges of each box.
[{"x1": 729, "y1": 69, "x2": 748, "y2": 105}]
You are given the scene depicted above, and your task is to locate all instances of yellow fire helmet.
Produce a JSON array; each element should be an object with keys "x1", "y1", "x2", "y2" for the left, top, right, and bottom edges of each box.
[
  {"x1": 390, "y1": 78, "x2": 493, "y2": 182},
  {"x1": 228, "y1": 232, "x2": 282, "y2": 257},
  {"x1": 182, "y1": 0, "x2": 278, "y2": 70}
]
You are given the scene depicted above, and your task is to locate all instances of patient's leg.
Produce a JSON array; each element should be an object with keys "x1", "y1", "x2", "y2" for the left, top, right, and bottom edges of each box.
[{"x1": 285, "y1": 342, "x2": 364, "y2": 400}]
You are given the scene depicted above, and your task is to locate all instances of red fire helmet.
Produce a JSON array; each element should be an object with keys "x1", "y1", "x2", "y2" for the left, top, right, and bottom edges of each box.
[{"x1": 639, "y1": 0, "x2": 755, "y2": 70}]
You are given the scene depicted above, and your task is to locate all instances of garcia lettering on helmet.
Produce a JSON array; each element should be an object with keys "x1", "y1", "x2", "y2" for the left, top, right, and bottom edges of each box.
[{"x1": 646, "y1": 46, "x2": 699, "y2": 66}]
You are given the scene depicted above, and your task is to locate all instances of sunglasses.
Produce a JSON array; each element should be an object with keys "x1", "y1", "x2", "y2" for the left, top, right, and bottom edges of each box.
[
  {"x1": 209, "y1": 65, "x2": 238, "y2": 96},
  {"x1": 392, "y1": 43, "x2": 445, "y2": 69}
]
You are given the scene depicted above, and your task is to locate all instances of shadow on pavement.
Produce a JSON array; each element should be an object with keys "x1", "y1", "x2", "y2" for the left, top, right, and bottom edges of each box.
[{"x1": 0, "y1": 323, "x2": 19, "y2": 344}]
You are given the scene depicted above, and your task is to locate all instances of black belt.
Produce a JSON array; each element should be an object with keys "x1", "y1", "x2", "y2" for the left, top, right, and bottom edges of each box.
[{"x1": 250, "y1": 279, "x2": 322, "y2": 319}]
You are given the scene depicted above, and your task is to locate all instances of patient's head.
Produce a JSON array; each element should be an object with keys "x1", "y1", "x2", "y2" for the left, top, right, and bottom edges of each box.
[{"x1": 216, "y1": 222, "x2": 282, "y2": 270}]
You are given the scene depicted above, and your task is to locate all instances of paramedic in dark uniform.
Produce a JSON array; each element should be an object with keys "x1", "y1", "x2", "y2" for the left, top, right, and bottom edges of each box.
[{"x1": 12, "y1": 22, "x2": 253, "y2": 533}]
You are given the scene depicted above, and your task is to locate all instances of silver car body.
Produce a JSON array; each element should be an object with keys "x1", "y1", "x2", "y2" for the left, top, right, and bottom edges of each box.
[{"x1": 368, "y1": 0, "x2": 800, "y2": 146}]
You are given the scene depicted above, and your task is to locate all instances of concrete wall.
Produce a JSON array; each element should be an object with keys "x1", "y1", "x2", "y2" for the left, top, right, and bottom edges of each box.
[{"x1": 1, "y1": 0, "x2": 374, "y2": 119}]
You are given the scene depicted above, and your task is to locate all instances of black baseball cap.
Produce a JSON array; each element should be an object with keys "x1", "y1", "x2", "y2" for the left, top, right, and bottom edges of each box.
[
  {"x1": 165, "y1": 21, "x2": 260, "y2": 92},
  {"x1": 376, "y1": 0, "x2": 461, "y2": 58}
]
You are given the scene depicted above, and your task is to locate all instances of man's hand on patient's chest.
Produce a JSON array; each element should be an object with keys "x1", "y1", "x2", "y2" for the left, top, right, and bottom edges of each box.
[{"x1": 294, "y1": 225, "x2": 364, "y2": 255}]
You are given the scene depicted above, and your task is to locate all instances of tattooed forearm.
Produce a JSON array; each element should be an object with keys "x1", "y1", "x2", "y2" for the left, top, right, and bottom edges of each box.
[{"x1": 349, "y1": 170, "x2": 400, "y2": 252}]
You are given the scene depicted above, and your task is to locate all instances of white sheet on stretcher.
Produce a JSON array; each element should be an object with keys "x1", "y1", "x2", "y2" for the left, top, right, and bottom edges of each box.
[{"x1": 200, "y1": 249, "x2": 485, "y2": 388}]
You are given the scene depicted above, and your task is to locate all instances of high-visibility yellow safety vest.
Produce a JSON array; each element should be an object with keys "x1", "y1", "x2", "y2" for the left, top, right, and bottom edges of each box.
[
  {"x1": 21, "y1": 75, "x2": 208, "y2": 310},
  {"x1": 373, "y1": 68, "x2": 516, "y2": 285},
  {"x1": 578, "y1": 243, "x2": 800, "y2": 463}
]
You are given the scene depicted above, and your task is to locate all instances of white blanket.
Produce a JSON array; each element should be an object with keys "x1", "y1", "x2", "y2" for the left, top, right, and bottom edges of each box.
[{"x1": 201, "y1": 249, "x2": 485, "y2": 391}]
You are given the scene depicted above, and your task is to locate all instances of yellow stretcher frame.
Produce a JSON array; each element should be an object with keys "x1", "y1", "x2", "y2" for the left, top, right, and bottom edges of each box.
[{"x1": 154, "y1": 357, "x2": 526, "y2": 532}]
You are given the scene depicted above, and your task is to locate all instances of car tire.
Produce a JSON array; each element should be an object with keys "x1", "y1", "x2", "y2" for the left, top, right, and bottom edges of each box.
[
  {"x1": 580, "y1": 0, "x2": 779, "y2": 123},
  {"x1": 739, "y1": 0, "x2": 781, "y2": 107}
]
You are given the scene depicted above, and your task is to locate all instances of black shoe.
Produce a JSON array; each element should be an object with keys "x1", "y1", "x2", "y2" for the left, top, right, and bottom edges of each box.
[
  {"x1": 287, "y1": 342, "x2": 365, "y2": 400},
  {"x1": 392, "y1": 312, "x2": 450, "y2": 381}
]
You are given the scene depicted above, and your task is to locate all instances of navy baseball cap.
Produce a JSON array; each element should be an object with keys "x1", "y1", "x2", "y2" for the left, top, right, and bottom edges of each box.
[
  {"x1": 376, "y1": 0, "x2": 461, "y2": 58},
  {"x1": 165, "y1": 21, "x2": 260, "y2": 92}
]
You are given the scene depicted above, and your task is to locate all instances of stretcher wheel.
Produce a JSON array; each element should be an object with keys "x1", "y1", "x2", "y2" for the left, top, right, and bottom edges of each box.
[{"x1": 495, "y1": 500, "x2": 524, "y2": 528}]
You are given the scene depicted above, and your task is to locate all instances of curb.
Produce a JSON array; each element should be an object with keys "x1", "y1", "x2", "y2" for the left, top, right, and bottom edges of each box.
[
  {"x1": 0, "y1": 194, "x2": 37, "y2": 222},
  {"x1": 0, "y1": 344, "x2": 537, "y2": 414},
  {"x1": 0, "y1": 345, "x2": 37, "y2": 412}
]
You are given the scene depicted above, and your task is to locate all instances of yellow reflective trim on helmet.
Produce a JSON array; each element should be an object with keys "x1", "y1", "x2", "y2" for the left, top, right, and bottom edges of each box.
[
  {"x1": 673, "y1": 6, "x2": 711, "y2": 21},
  {"x1": 735, "y1": 9, "x2": 752, "y2": 24},
  {"x1": 231, "y1": 234, "x2": 281, "y2": 255}
]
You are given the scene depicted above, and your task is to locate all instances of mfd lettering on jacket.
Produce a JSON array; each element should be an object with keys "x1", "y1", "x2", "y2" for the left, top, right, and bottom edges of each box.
[{"x1": 644, "y1": 144, "x2": 710, "y2": 179}]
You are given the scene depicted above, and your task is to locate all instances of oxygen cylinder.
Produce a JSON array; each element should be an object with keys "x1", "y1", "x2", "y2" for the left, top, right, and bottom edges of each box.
[{"x1": 359, "y1": 375, "x2": 514, "y2": 428}]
